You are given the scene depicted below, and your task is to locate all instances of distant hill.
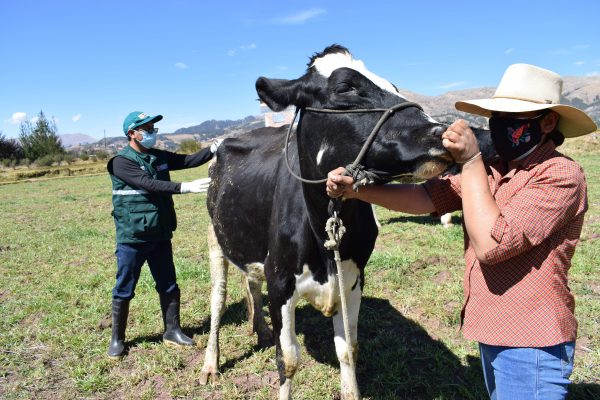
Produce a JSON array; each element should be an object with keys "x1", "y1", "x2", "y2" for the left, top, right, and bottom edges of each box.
[
  {"x1": 73, "y1": 115, "x2": 265, "y2": 153},
  {"x1": 60, "y1": 133, "x2": 98, "y2": 147},
  {"x1": 173, "y1": 115, "x2": 264, "y2": 139},
  {"x1": 70, "y1": 75, "x2": 600, "y2": 154},
  {"x1": 402, "y1": 75, "x2": 600, "y2": 128}
]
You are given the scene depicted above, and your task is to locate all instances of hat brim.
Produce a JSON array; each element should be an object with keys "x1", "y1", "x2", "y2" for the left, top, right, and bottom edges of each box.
[
  {"x1": 455, "y1": 98, "x2": 597, "y2": 138},
  {"x1": 129, "y1": 114, "x2": 163, "y2": 132}
]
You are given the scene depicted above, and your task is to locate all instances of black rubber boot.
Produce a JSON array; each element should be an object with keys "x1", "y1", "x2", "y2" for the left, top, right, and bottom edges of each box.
[
  {"x1": 108, "y1": 298, "x2": 129, "y2": 359},
  {"x1": 159, "y1": 290, "x2": 195, "y2": 346}
]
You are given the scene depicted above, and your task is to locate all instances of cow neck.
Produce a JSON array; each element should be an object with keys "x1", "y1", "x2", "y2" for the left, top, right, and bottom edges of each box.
[
  {"x1": 285, "y1": 101, "x2": 423, "y2": 186},
  {"x1": 300, "y1": 177, "x2": 360, "y2": 242}
]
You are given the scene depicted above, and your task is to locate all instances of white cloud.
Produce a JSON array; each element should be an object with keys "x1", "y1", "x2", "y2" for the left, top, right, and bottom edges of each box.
[
  {"x1": 10, "y1": 112, "x2": 27, "y2": 124},
  {"x1": 586, "y1": 71, "x2": 599, "y2": 77},
  {"x1": 271, "y1": 8, "x2": 326, "y2": 25},
  {"x1": 72, "y1": 114, "x2": 82, "y2": 122},
  {"x1": 175, "y1": 62, "x2": 189, "y2": 69},
  {"x1": 505, "y1": 48, "x2": 514, "y2": 55},
  {"x1": 437, "y1": 81, "x2": 467, "y2": 89},
  {"x1": 227, "y1": 43, "x2": 257, "y2": 57},
  {"x1": 572, "y1": 44, "x2": 590, "y2": 50}
]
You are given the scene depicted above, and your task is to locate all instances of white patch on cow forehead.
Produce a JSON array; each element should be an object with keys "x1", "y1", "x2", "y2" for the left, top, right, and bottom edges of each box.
[{"x1": 312, "y1": 52, "x2": 406, "y2": 99}]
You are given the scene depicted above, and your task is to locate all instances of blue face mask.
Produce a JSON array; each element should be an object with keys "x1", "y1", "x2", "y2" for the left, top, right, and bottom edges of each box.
[{"x1": 136, "y1": 129, "x2": 157, "y2": 149}]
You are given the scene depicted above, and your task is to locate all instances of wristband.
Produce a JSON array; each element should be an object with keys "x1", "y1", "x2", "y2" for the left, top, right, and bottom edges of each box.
[{"x1": 460, "y1": 152, "x2": 482, "y2": 167}]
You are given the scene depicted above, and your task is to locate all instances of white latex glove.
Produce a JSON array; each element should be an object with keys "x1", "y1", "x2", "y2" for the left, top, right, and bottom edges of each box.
[
  {"x1": 210, "y1": 138, "x2": 223, "y2": 154},
  {"x1": 180, "y1": 177, "x2": 211, "y2": 193}
]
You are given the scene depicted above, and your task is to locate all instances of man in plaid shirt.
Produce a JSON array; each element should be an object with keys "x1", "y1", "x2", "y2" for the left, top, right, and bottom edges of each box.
[{"x1": 325, "y1": 64, "x2": 597, "y2": 399}]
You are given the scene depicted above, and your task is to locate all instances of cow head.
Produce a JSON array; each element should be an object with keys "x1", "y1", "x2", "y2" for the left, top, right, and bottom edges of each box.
[{"x1": 256, "y1": 44, "x2": 453, "y2": 184}]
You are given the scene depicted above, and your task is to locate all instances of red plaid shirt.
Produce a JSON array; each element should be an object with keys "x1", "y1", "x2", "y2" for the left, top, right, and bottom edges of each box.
[{"x1": 423, "y1": 141, "x2": 588, "y2": 347}]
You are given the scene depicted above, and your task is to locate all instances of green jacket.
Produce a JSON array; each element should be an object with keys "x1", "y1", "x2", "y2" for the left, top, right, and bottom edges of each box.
[{"x1": 109, "y1": 145, "x2": 177, "y2": 243}]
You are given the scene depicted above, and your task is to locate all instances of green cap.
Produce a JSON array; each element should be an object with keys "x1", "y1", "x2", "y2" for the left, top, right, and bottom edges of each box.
[{"x1": 122, "y1": 111, "x2": 163, "y2": 135}]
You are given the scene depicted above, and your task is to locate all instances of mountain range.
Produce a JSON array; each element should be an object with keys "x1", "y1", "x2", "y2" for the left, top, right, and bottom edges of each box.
[
  {"x1": 402, "y1": 74, "x2": 600, "y2": 128},
  {"x1": 66, "y1": 75, "x2": 600, "y2": 151}
]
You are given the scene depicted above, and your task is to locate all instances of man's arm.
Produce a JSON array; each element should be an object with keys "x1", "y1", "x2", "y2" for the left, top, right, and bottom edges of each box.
[
  {"x1": 166, "y1": 147, "x2": 214, "y2": 171},
  {"x1": 441, "y1": 120, "x2": 500, "y2": 260},
  {"x1": 326, "y1": 167, "x2": 435, "y2": 215},
  {"x1": 110, "y1": 156, "x2": 181, "y2": 193}
]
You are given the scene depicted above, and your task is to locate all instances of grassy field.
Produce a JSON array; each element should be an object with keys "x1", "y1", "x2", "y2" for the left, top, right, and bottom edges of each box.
[{"x1": 0, "y1": 135, "x2": 599, "y2": 399}]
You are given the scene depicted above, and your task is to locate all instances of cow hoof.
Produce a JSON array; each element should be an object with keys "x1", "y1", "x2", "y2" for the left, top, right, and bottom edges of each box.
[{"x1": 199, "y1": 369, "x2": 218, "y2": 385}]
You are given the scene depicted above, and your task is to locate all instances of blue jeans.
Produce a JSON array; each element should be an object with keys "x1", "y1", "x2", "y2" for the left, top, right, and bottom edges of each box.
[
  {"x1": 112, "y1": 240, "x2": 178, "y2": 300},
  {"x1": 479, "y1": 342, "x2": 575, "y2": 400}
]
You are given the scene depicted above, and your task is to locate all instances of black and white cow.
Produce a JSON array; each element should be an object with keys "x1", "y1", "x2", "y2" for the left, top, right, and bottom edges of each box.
[{"x1": 200, "y1": 45, "x2": 459, "y2": 400}]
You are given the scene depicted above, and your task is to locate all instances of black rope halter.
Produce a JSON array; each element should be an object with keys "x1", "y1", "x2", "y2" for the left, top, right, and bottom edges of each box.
[{"x1": 284, "y1": 101, "x2": 423, "y2": 188}]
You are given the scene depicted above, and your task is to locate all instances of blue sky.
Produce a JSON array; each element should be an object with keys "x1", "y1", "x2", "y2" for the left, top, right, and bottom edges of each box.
[{"x1": 1, "y1": 0, "x2": 599, "y2": 139}]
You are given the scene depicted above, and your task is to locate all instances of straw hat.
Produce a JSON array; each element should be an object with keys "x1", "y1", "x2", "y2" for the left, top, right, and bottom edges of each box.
[{"x1": 455, "y1": 63, "x2": 597, "y2": 137}]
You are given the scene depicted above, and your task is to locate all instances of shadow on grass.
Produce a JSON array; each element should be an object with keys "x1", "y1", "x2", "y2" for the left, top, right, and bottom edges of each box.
[
  {"x1": 298, "y1": 296, "x2": 486, "y2": 400},
  {"x1": 569, "y1": 384, "x2": 600, "y2": 400},
  {"x1": 155, "y1": 296, "x2": 599, "y2": 399},
  {"x1": 383, "y1": 215, "x2": 450, "y2": 226},
  {"x1": 128, "y1": 300, "x2": 249, "y2": 349}
]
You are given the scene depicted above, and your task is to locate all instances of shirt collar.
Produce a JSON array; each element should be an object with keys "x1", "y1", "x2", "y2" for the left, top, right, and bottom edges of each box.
[
  {"x1": 513, "y1": 140, "x2": 556, "y2": 170},
  {"x1": 490, "y1": 140, "x2": 557, "y2": 179}
]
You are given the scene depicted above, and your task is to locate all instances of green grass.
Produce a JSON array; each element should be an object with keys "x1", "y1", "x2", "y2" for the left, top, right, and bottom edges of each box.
[{"x1": 0, "y1": 137, "x2": 599, "y2": 399}]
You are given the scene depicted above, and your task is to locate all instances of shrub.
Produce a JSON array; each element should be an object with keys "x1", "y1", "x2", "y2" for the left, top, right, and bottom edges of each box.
[
  {"x1": 53, "y1": 153, "x2": 65, "y2": 165},
  {"x1": 0, "y1": 132, "x2": 23, "y2": 160},
  {"x1": 94, "y1": 150, "x2": 109, "y2": 160},
  {"x1": 179, "y1": 139, "x2": 201, "y2": 154},
  {"x1": 36, "y1": 154, "x2": 55, "y2": 167},
  {"x1": 64, "y1": 154, "x2": 75, "y2": 164}
]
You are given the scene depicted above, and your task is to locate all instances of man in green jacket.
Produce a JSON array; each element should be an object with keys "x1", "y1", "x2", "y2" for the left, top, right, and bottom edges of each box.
[{"x1": 106, "y1": 111, "x2": 221, "y2": 359}]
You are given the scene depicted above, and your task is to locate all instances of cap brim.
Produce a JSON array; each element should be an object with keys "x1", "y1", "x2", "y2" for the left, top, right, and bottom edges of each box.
[
  {"x1": 455, "y1": 99, "x2": 597, "y2": 138},
  {"x1": 130, "y1": 114, "x2": 163, "y2": 131}
]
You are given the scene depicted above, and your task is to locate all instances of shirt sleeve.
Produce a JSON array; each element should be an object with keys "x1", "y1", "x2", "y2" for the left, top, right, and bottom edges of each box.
[
  {"x1": 422, "y1": 173, "x2": 463, "y2": 216},
  {"x1": 110, "y1": 156, "x2": 182, "y2": 194},
  {"x1": 164, "y1": 147, "x2": 214, "y2": 171},
  {"x1": 483, "y1": 159, "x2": 588, "y2": 264}
]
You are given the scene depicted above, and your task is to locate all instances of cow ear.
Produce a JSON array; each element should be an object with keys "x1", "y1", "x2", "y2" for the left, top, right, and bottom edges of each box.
[{"x1": 256, "y1": 77, "x2": 307, "y2": 112}]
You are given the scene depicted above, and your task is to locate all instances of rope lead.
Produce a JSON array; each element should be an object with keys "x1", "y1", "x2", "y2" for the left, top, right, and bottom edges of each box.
[{"x1": 324, "y1": 213, "x2": 355, "y2": 370}]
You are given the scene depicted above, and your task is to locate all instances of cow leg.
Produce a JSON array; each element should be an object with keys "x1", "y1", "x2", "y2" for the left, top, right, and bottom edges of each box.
[
  {"x1": 270, "y1": 289, "x2": 300, "y2": 400},
  {"x1": 332, "y1": 278, "x2": 362, "y2": 400},
  {"x1": 440, "y1": 212, "x2": 453, "y2": 227},
  {"x1": 242, "y1": 263, "x2": 274, "y2": 348},
  {"x1": 199, "y1": 223, "x2": 229, "y2": 385}
]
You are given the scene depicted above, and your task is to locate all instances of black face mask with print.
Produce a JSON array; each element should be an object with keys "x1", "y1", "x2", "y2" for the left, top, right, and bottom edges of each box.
[{"x1": 488, "y1": 114, "x2": 545, "y2": 161}]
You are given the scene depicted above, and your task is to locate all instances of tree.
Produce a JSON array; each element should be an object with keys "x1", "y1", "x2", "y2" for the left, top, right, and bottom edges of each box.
[
  {"x1": 0, "y1": 131, "x2": 24, "y2": 160},
  {"x1": 19, "y1": 111, "x2": 64, "y2": 161}
]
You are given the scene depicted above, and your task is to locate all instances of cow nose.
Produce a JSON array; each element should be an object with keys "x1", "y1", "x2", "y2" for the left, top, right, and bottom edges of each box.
[{"x1": 430, "y1": 125, "x2": 446, "y2": 137}]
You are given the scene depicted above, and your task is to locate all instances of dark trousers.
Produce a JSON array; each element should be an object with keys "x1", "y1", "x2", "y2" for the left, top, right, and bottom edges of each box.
[{"x1": 112, "y1": 240, "x2": 178, "y2": 300}]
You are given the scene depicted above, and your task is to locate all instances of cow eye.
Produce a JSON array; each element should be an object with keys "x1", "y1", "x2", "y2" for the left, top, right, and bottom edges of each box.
[{"x1": 335, "y1": 82, "x2": 356, "y2": 94}]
